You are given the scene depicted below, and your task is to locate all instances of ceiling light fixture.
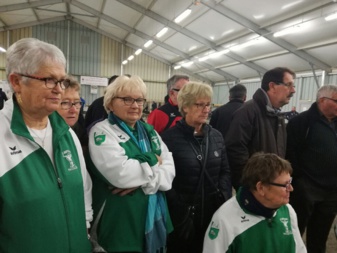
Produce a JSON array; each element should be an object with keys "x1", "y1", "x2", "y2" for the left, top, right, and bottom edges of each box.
[
  {"x1": 182, "y1": 61, "x2": 194, "y2": 67},
  {"x1": 156, "y1": 27, "x2": 168, "y2": 38},
  {"x1": 230, "y1": 39, "x2": 260, "y2": 50},
  {"x1": 0, "y1": 47, "x2": 6, "y2": 52},
  {"x1": 325, "y1": 12, "x2": 337, "y2": 21},
  {"x1": 281, "y1": 0, "x2": 303, "y2": 9},
  {"x1": 144, "y1": 40, "x2": 153, "y2": 48},
  {"x1": 273, "y1": 25, "x2": 301, "y2": 37},
  {"x1": 128, "y1": 55, "x2": 134, "y2": 61},
  {"x1": 174, "y1": 65, "x2": 181, "y2": 70},
  {"x1": 174, "y1": 9, "x2": 192, "y2": 23},
  {"x1": 135, "y1": 49, "x2": 142, "y2": 55},
  {"x1": 122, "y1": 60, "x2": 128, "y2": 65}
]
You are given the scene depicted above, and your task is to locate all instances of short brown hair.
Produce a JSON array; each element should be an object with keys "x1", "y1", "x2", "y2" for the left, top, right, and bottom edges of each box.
[{"x1": 241, "y1": 153, "x2": 292, "y2": 190}]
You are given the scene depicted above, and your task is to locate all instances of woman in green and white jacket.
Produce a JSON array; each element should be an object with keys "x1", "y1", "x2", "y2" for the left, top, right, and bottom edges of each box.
[{"x1": 88, "y1": 75, "x2": 175, "y2": 253}]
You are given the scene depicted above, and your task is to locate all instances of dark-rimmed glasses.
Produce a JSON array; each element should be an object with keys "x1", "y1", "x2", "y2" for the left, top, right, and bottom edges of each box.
[
  {"x1": 17, "y1": 73, "x2": 70, "y2": 90},
  {"x1": 276, "y1": 82, "x2": 295, "y2": 89},
  {"x1": 116, "y1": 97, "x2": 146, "y2": 106},
  {"x1": 171, "y1": 88, "x2": 180, "y2": 92},
  {"x1": 194, "y1": 103, "x2": 212, "y2": 110},
  {"x1": 268, "y1": 177, "x2": 293, "y2": 190},
  {"x1": 323, "y1": 97, "x2": 337, "y2": 104},
  {"x1": 60, "y1": 101, "x2": 83, "y2": 110}
]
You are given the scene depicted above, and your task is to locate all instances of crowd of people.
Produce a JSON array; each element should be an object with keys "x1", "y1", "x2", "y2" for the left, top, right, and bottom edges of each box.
[{"x1": 1, "y1": 37, "x2": 336, "y2": 253}]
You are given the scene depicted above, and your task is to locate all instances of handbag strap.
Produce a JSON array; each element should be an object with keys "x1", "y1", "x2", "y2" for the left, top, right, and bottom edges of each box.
[
  {"x1": 188, "y1": 134, "x2": 209, "y2": 205},
  {"x1": 189, "y1": 135, "x2": 223, "y2": 198}
]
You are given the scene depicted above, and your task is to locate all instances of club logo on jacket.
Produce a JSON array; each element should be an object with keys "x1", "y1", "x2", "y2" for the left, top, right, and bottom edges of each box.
[
  {"x1": 151, "y1": 136, "x2": 161, "y2": 150},
  {"x1": 280, "y1": 217, "x2": 292, "y2": 235},
  {"x1": 62, "y1": 150, "x2": 78, "y2": 171},
  {"x1": 208, "y1": 221, "x2": 220, "y2": 240},
  {"x1": 94, "y1": 132, "x2": 106, "y2": 145}
]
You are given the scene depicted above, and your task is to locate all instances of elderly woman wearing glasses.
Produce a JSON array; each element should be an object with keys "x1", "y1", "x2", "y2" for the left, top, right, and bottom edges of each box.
[
  {"x1": 161, "y1": 81, "x2": 231, "y2": 253},
  {"x1": 57, "y1": 75, "x2": 87, "y2": 148},
  {"x1": 87, "y1": 75, "x2": 175, "y2": 253},
  {"x1": 203, "y1": 153, "x2": 306, "y2": 253},
  {"x1": 0, "y1": 38, "x2": 93, "y2": 252}
]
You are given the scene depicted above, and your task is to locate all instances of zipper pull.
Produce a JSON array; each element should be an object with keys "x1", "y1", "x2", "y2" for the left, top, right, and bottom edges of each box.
[{"x1": 57, "y1": 178, "x2": 63, "y2": 188}]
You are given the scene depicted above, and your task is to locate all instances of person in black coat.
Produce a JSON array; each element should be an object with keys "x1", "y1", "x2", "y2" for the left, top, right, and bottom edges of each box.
[
  {"x1": 161, "y1": 81, "x2": 231, "y2": 253},
  {"x1": 210, "y1": 84, "x2": 247, "y2": 139}
]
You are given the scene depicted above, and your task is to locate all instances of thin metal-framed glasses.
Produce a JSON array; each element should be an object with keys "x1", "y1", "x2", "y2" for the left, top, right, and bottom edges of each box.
[
  {"x1": 276, "y1": 82, "x2": 296, "y2": 89},
  {"x1": 16, "y1": 73, "x2": 70, "y2": 90},
  {"x1": 194, "y1": 103, "x2": 212, "y2": 110},
  {"x1": 60, "y1": 101, "x2": 83, "y2": 110},
  {"x1": 116, "y1": 97, "x2": 146, "y2": 106},
  {"x1": 268, "y1": 177, "x2": 293, "y2": 190},
  {"x1": 323, "y1": 97, "x2": 337, "y2": 104}
]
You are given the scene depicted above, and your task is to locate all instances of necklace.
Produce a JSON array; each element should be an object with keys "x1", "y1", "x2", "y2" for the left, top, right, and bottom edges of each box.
[{"x1": 29, "y1": 125, "x2": 48, "y2": 148}]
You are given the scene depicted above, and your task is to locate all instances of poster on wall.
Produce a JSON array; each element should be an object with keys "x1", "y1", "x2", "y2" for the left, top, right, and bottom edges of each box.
[
  {"x1": 90, "y1": 85, "x2": 98, "y2": 94},
  {"x1": 80, "y1": 76, "x2": 108, "y2": 87}
]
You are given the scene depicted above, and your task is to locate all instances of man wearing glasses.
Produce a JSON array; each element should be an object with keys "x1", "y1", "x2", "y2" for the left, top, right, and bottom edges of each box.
[
  {"x1": 225, "y1": 67, "x2": 296, "y2": 191},
  {"x1": 147, "y1": 74, "x2": 189, "y2": 134},
  {"x1": 286, "y1": 84, "x2": 337, "y2": 253}
]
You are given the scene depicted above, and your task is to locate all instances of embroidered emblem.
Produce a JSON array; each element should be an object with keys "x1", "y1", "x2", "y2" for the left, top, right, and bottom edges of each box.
[
  {"x1": 118, "y1": 134, "x2": 126, "y2": 140},
  {"x1": 94, "y1": 132, "x2": 106, "y2": 145},
  {"x1": 214, "y1": 150, "x2": 219, "y2": 157},
  {"x1": 241, "y1": 215, "x2": 249, "y2": 223},
  {"x1": 280, "y1": 217, "x2": 292, "y2": 235},
  {"x1": 62, "y1": 150, "x2": 78, "y2": 171},
  {"x1": 151, "y1": 136, "x2": 161, "y2": 150},
  {"x1": 170, "y1": 112, "x2": 176, "y2": 117},
  {"x1": 208, "y1": 221, "x2": 219, "y2": 240},
  {"x1": 9, "y1": 146, "x2": 22, "y2": 155}
]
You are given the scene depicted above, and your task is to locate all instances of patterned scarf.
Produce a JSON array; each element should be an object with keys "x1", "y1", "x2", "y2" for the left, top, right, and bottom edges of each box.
[{"x1": 109, "y1": 113, "x2": 167, "y2": 253}]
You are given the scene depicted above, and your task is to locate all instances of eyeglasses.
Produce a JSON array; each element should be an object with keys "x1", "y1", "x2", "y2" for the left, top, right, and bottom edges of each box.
[
  {"x1": 17, "y1": 73, "x2": 70, "y2": 90},
  {"x1": 116, "y1": 97, "x2": 146, "y2": 106},
  {"x1": 60, "y1": 101, "x2": 83, "y2": 110},
  {"x1": 276, "y1": 82, "x2": 296, "y2": 89},
  {"x1": 171, "y1": 88, "x2": 180, "y2": 92},
  {"x1": 194, "y1": 103, "x2": 212, "y2": 110},
  {"x1": 323, "y1": 97, "x2": 337, "y2": 104},
  {"x1": 268, "y1": 177, "x2": 293, "y2": 190}
]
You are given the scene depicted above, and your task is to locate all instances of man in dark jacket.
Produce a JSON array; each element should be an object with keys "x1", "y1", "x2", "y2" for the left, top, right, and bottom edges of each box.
[
  {"x1": 225, "y1": 67, "x2": 296, "y2": 190},
  {"x1": 286, "y1": 84, "x2": 337, "y2": 253},
  {"x1": 210, "y1": 84, "x2": 247, "y2": 139}
]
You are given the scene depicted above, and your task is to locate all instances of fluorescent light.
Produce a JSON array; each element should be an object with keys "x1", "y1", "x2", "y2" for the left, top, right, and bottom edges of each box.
[
  {"x1": 231, "y1": 40, "x2": 259, "y2": 50},
  {"x1": 210, "y1": 36, "x2": 215, "y2": 40},
  {"x1": 156, "y1": 27, "x2": 168, "y2": 38},
  {"x1": 273, "y1": 25, "x2": 301, "y2": 37},
  {"x1": 0, "y1": 47, "x2": 6, "y2": 52},
  {"x1": 128, "y1": 55, "x2": 134, "y2": 61},
  {"x1": 325, "y1": 13, "x2": 337, "y2": 21},
  {"x1": 144, "y1": 40, "x2": 153, "y2": 48},
  {"x1": 122, "y1": 60, "x2": 128, "y2": 65},
  {"x1": 174, "y1": 9, "x2": 191, "y2": 23},
  {"x1": 182, "y1": 61, "x2": 193, "y2": 67},
  {"x1": 281, "y1": 0, "x2": 303, "y2": 9},
  {"x1": 210, "y1": 49, "x2": 230, "y2": 58},
  {"x1": 189, "y1": 46, "x2": 197, "y2": 51},
  {"x1": 253, "y1": 14, "x2": 265, "y2": 19},
  {"x1": 135, "y1": 49, "x2": 142, "y2": 55},
  {"x1": 174, "y1": 65, "x2": 181, "y2": 70},
  {"x1": 199, "y1": 55, "x2": 210, "y2": 62}
]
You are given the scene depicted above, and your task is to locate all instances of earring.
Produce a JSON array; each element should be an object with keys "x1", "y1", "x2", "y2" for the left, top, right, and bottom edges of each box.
[{"x1": 16, "y1": 93, "x2": 22, "y2": 104}]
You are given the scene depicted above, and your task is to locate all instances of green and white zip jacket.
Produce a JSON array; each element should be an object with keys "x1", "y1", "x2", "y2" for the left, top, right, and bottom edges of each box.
[
  {"x1": 88, "y1": 119, "x2": 175, "y2": 252},
  {"x1": 203, "y1": 190, "x2": 307, "y2": 253},
  {"x1": 0, "y1": 98, "x2": 93, "y2": 253}
]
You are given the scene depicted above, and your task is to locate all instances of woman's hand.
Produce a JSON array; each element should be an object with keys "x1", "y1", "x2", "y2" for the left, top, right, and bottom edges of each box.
[
  {"x1": 156, "y1": 154, "x2": 162, "y2": 165},
  {"x1": 111, "y1": 187, "x2": 138, "y2": 196}
]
